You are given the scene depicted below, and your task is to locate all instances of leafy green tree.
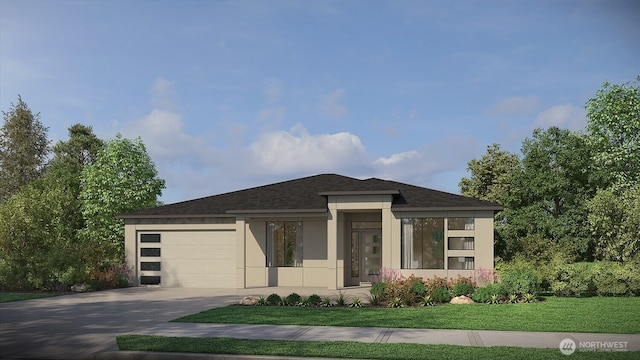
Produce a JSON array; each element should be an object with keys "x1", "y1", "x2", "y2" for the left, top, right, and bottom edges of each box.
[
  {"x1": 459, "y1": 143, "x2": 521, "y2": 205},
  {"x1": 0, "y1": 179, "x2": 84, "y2": 290},
  {"x1": 586, "y1": 76, "x2": 640, "y2": 189},
  {"x1": 0, "y1": 96, "x2": 50, "y2": 201},
  {"x1": 587, "y1": 184, "x2": 640, "y2": 262},
  {"x1": 503, "y1": 127, "x2": 595, "y2": 261},
  {"x1": 459, "y1": 143, "x2": 521, "y2": 259},
  {"x1": 80, "y1": 134, "x2": 165, "y2": 265}
]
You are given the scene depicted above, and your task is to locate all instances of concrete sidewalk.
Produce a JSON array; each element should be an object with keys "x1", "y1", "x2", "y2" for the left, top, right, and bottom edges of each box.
[{"x1": 119, "y1": 322, "x2": 640, "y2": 349}]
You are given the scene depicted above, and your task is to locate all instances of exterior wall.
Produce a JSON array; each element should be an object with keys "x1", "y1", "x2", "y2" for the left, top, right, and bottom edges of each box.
[
  {"x1": 243, "y1": 216, "x2": 328, "y2": 288},
  {"x1": 391, "y1": 210, "x2": 494, "y2": 281}
]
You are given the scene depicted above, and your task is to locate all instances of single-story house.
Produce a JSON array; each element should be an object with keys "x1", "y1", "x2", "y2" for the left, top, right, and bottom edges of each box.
[{"x1": 121, "y1": 174, "x2": 502, "y2": 289}]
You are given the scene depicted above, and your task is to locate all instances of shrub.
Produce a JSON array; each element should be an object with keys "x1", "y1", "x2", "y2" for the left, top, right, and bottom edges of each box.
[
  {"x1": 424, "y1": 276, "x2": 449, "y2": 295},
  {"x1": 307, "y1": 294, "x2": 322, "y2": 306},
  {"x1": 372, "y1": 267, "x2": 401, "y2": 284},
  {"x1": 333, "y1": 291, "x2": 350, "y2": 306},
  {"x1": 350, "y1": 296, "x2": 363, "y2": 308},
  {"x1": 420, "y1": 294, "x2": 434, "y2": 306},
  {"x1": 256, "y1": 296, "x2": 268, "y2": 306},
  {"x1": 472, "y1": 283, "x2": 505, "y2": 303},
  {"x1": 474, "y1": 267, "x2": 495, "y2": 287},
  {"x1": 550, "y1": 262, "x2": 596, "y2": 297},
  {"x1": 452, "y1": 281, "x2": 474, "y2": 297},
  {"x1": 410, "y1": 277, "x2": 427, "y2": 297},
  {"x1": 266, "y1": 293, "x2": 282, "y2": 306},
  {"x1": 320, "y1": 296, "x2": 333, "y2": 307},
  {"x1": 370, "y1": 282, "x2": 386, "y2": 298},
  {"x1": 387, "y1": 297, "x2": 403, "y2": 308},
  {"x1": 87, "y1": 263, "x2": 132, "y2": 291},
  {"x1": 430, "y1": 286, "x2": 451, "y2": 303},
  {"x1": 500, "y1": 268, "x2": 538, "y2": 296},
  {"x1": 285, "y1": 293, "x2": 301, "y2": 306}
]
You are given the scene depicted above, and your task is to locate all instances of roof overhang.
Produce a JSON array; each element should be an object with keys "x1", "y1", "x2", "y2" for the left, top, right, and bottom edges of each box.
[
  {"x1": 318, "y1": 190, "x2": 400, "y2": 196},
  {"x1": 118, "y1": 213, "x2": 234, "y2": 219},
  {"x1": 392, "y1": 206, "x2": 504, "y2": 212},
  {"x1": 226, "y1": 208, "x2": 327, "y2": 214}
]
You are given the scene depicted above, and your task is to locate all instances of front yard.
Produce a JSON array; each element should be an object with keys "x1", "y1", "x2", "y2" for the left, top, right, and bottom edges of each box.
[{"x1": 173, "y1": 296, "x2": 640, "y2": 334}]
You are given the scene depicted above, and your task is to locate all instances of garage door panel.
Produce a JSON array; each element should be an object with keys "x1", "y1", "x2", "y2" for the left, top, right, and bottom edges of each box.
[{"x1": 139, "y1": 230, "x2": 236, "y2": 288}]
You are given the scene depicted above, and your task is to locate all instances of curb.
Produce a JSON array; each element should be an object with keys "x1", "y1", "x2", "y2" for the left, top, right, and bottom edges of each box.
[{"x1": 94, "y1": 351, "x2": 361, "y2": 360}]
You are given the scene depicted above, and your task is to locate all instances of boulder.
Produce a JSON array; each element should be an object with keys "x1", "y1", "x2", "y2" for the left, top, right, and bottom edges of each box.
[
  {"x1": 71, "y1": 283, "x2": 88, "y2": 293},
  {"x1": 239, "y1": 296, "x2": 260, "y2": 305},
  {"x1": 450, "y1": 295, "x2": 474, "y2": 304}
]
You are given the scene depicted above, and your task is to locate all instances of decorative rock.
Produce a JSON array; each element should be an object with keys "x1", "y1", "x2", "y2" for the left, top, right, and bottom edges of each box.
[
  {"x1": 71, "y1": 283, "x2": 88, "y2": 293},
  {"x1": 450, "y1": 295, "x2": 474, "y2": 304},
  {"x1": 239, "y1": 296, "x2": 260, "y2": 305}
]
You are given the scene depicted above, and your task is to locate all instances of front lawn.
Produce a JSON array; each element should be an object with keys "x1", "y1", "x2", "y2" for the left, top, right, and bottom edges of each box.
[
  {"x1": 117, "y1": 335, "x2": 639, "y2": 360},
  {"x1": 173, "y1": 296, "x2": 640, "y2": 334},
  {"x1": 0, "y1": 292, "x2": 61, "y2": 303}
]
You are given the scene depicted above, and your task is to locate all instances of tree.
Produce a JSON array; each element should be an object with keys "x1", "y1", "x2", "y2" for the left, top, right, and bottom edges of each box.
[
  {"x1": 0, "y1": 178, "x2": 83, "y2": 290},
  {"x1": 459, "y1": 143, "x2": 520, "y2": 205},
  {"x1": 587, "y1": 184, "x2": 640, "y2": 262},
  {"x1": 46, "y1": 124, "x2": 104, "y2": 236},
  {"x1": 459, "y1": 143, "x2": 521, "y2": 259},
  {"x1": 0, "y1": 96, "x2": 50, "y2": 201},
  {"x1": 586, "y1": 76, "x2": 640, "y2": 189},
  {"x1": 503, "y1": 127, "x2": 595, "y2": 261},
  {"x1": 80, "y1": 135, "x2": 165, "y2": 265}
]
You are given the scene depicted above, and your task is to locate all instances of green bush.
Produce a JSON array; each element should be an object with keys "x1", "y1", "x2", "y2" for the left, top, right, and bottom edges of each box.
[
  {"x1": 370, "y1": 281, "x2": 386, "y2": 298},
  {"x1": 500, "y1": 268, "x2": 538, "y2": 296},
  {"x1": 410, "y1": 279, "x2": 427, "y2": 297},
  {"x1": 452, "y1": 282, "x2": 474, "y2": 296},
  {"x1": 551, "y1": 262, "x2": 595, "y2": 297},
  {"x1": 266, "y1": 293, "x2": 281, "y2": 305},
  {"x1": 285, "y1": 293, "x2": 301, "y2": 305},
  {"x1": 430, "y1": 286, "x2": 451, "y2": 303},
  {"x1": 473, "y1": 283, "x2": 505, "y2": 303},
  {"x1": 592, "y1": 261, "x2": 640, "y2": 296},
  {"x1": 307, "y1": 294, "x2": 322, "y2": 306}
]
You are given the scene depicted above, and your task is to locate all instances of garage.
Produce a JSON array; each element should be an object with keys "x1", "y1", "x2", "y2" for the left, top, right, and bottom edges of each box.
[{"x1": 137, "y1": 230, "x2": 236, "y2": 288}]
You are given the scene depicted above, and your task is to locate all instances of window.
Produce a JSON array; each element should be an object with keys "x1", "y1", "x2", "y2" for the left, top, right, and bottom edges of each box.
[
  {"x1": 448, "y1": 257, "x2": 474, "y2": 270},
  {"x1": 448, "y1": 218, "x2": 474, "y2": 230},
  {"x1": 140, "y1": 234, "x2": 160, "y2": 242},
  {"x1": 448, "y1": 237, "x2": 474, "y2": 250},
  {"x1": 140, "y1": 262, "x2": 161, "y2": 271},
  {"x1": 140, "y1": 276, "x2": 161, "y2": 285},
  {"x1": 140, "y1": 248, "x2": 160, "y2": 257},
  {"x1": 401, "y1": 218, "x2": 444, "y2": 269},
  {"x1": 267, "y1": 221, "x2": 303, "y2": 267}
]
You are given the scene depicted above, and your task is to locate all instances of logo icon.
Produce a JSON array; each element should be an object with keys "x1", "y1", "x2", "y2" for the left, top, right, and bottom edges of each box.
[{"x1": 560, "y1": 338, "x2": 576, "y2": 355}]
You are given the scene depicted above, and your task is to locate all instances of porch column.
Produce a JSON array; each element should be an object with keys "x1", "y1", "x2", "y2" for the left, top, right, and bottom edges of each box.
[
  {"x1": 327, "y1": 206, "x2": 338, "y2": 290},
  {"x1": 235, "y1": 216, "x2": 246, "y2": 289}
]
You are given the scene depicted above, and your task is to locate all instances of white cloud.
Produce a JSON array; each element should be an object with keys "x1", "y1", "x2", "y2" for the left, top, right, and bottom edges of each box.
[
  {"x1": 487, "y1": 95, "x2": 538, "y2": 117},
  {"x1": 533, "y1": 104, "x2": 586, "y2": 130},
  {"x1": 247, "y1": 124, "x2": 367, "y2": 175},
  {"x1": 320, "y1": 88, "x2": 348, "y2": 119}
]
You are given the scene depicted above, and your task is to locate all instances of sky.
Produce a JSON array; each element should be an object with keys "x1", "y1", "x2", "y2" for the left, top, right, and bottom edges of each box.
[{"x1": 1, "y1": 0, "x2": 638, "y2": 204}]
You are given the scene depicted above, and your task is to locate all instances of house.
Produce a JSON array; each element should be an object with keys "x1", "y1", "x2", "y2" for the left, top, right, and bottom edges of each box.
[{"x1": 122, "y1": 174, "x2": 502, "y2": 289}]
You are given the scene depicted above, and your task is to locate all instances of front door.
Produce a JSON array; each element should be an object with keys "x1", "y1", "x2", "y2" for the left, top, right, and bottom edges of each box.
[{"x1": 359, "y1": 230, "x2": 382, "y2": 282}]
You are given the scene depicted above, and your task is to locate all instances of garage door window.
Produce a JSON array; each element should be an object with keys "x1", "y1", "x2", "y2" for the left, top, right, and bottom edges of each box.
[{"x1": 267, "y1": 221, "x2": 303, "y2": 267}]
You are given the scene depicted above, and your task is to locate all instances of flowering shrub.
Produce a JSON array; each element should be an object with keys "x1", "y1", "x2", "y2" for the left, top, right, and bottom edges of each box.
[
  {"x1": 87, "y1": 263, "x2": 132, "y2": 291},
  {"x1": 474, "y1": 267, "x2": 495, "y2": 287},
  {"x1": 372, "y1": 267, "x2": 401, "y2": 284}
]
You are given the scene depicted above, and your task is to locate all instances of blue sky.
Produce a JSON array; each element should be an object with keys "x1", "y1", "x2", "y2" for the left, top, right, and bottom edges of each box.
[{"x1": 1, "y1": 0, "x2": 638, "y2": 204}]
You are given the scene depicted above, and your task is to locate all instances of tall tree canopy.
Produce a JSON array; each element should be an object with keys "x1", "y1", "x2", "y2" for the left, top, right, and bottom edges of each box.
[
  {"x1": 459, "y1": 143, "x2": 520, "y2": 205},
  {"x1": 80, "y1": 135, "x2": 165, "y2": 265},
  {"x1": 586, "y1": 76, "x2": 640, "y2": 189},
  {"x1": 0, "y1": 96, "x2": 50, "y2": 201}
]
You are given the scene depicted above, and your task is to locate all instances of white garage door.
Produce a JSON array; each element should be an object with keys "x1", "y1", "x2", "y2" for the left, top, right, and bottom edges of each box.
[{"x1": 138, "y1": 230, "x2": 236, "y2": 288}]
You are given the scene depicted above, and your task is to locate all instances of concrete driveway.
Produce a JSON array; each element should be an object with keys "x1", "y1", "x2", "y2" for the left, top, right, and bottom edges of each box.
[{"x1": 0, "y1": 287, "x2": 252, "y2": 359}]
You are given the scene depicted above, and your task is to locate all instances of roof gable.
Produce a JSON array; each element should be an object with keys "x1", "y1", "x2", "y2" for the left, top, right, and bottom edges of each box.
[{"x1": 121, "y1": 174, "x2": 502, "y2": 218}]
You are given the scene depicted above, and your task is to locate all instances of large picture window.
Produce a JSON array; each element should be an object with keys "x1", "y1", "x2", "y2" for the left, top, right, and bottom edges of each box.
[
  {"x1": 401, "y1": 218, "x2": 444, "y2": 269},
  {"x1": 267, "y1": 221, "x2": 303, "y2": 267}
]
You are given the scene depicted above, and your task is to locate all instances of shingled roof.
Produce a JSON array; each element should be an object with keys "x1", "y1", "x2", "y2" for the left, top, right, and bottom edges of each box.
[{"x1": 121, "y1": 174, "x2": 502, "y2": 218}]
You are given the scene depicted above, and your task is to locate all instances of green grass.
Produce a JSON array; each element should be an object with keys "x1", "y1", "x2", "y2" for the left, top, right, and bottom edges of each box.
[
  {"x1": 117, "y1": 335, "x2": 639, "y2": 360},
  {"x1": 173, "y1": 296, "x2": 640, "y2": 334},
  {"x1": 0, "y1": 291, "x2": 61, "y2": 303}
]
